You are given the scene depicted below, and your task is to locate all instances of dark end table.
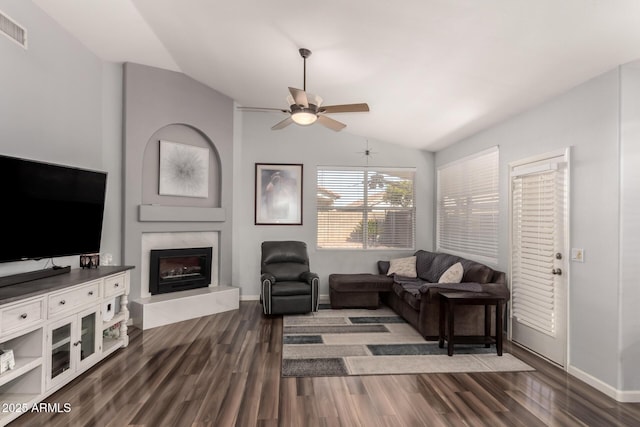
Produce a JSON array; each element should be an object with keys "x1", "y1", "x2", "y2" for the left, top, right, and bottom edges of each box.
[{"x1": 438, "y1": 292, "x2": 506, "y2": 356}]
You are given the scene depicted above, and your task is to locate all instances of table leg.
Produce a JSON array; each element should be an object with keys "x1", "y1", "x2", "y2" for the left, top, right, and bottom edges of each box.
[
  {"x1": 496, "y1": 301, "x2": 503, "y2": 356},
  {"x1": 484, "y1": 304, "x2": 491, "y2": 348},
  {"x1": 447, "y1": 302, "x2": 454, "y2": 356},
  {"x1": 439, "y1": 297, "x2": 445, "y2": 348}
]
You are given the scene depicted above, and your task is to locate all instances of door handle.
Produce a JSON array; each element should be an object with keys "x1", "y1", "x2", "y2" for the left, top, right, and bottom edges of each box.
[{"x1": 552, "y1": 268, "x2": 562, "y2": 276}]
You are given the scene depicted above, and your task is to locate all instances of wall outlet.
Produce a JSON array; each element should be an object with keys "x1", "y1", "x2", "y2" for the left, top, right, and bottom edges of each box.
[{"x1": 571, "y1": 248, "x2": 584, "y2": 263}]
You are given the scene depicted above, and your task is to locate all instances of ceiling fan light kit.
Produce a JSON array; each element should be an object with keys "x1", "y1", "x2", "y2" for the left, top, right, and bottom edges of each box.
[
  {"x1": 238, "y1": 48, "x2": 369, "y2": 131},
  {"x1": 291, "y1": 110, "x2": 317, "y2": 126}
]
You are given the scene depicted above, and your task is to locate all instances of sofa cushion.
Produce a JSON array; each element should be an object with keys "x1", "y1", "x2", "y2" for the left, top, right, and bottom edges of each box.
[
  {"x1": 270, "y1": 281, "x2": 311, "y2": 296},
  {"x1": 459, "y1": 259, "x2": 493, "y2": 284},
  {"x1": 389, "y1": 281, "x2": 422, "y2": 310},
  {"x1": 391, "y1": 282, "x2": 406, "y2": 298},
  {"x1": 415, "y1": 250, "x2": 438, "y2": 281},
  {"x1": 415, "y1": 250, "x2": 495, "y2": 284},
  {"x1": 378, "y1": 260, "x2": 390, "y2": 275},
  {"x1": 387, "y1": 256, "x2": 417, "y2": 278},
  {"x1": 438, "y1": 262, "x2": 463, "y2": 283},
  {"x1": 417, "y1": 252, "x2": 460, "y2": 283},
  {"x1": 401, "y1": 284, "x2": 422, "y2": 310}
]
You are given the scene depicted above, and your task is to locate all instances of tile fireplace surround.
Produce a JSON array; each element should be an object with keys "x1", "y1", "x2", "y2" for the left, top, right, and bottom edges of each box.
[{"x1": 130, "y1": 231, "x2": 239, "y2": 329}]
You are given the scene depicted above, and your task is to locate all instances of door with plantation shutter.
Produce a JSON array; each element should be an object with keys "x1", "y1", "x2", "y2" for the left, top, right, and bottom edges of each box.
[{"x1": 510, "y1": 151, "x2": 568, "y2": 366}]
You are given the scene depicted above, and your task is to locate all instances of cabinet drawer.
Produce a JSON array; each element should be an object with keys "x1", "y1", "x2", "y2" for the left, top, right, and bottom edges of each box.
[
  {"x1": 1, "y1": 298, "x2": 44, "y2": 335},
  {"x1": 48, "y1": 281, "x2": 101, "y2": 317},
  {"x1": 104, "y1": 274, "x2": 126, "y2": 297}
]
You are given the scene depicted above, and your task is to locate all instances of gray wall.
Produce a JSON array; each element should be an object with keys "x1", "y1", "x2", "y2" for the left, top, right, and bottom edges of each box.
[
  {"x1": 0, "y1": 0, "x2": 121, "y2": 275},
  {"x1": 234, "y1": 112, "x2": 434, "y2": 299},
  {"x1": 436, "y1": 67, "x2": 638, "y2": 395},
  {"x1": 122, "y1": 63, "x2": 234, "y2": 301},
  {"x1": 619, "y1": 61, "x2": 640, "y2": 392}
]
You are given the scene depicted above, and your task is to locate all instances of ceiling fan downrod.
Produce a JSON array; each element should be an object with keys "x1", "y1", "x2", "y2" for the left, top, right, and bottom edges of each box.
[{"x1": 299, "y1": 48, "x2": 311, "y2": 91}]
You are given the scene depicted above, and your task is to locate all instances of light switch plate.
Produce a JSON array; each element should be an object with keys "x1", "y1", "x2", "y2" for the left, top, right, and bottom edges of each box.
[{"x1": 571, "y1": 248, "x2": 584, "y2": 263}]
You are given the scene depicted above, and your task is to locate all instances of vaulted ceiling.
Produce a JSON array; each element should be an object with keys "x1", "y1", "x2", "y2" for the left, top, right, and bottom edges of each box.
[{"x1": 33, "y1": 0, "x2": 640, "y2": 151}]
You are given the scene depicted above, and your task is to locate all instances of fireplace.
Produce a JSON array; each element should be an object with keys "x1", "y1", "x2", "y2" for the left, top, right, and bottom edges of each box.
[{"x1": 149, "y1": 247, "x2": 212, "y2": 295}]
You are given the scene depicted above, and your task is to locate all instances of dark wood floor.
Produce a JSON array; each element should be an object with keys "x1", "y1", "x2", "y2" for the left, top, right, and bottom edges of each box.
[{"x1": 12, "y1": 301, "x2": 640, "y2": 426}]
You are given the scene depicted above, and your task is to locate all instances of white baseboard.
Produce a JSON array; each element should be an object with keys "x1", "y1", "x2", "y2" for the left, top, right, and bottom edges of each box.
[{"x1": 568, "y1": 364, "x2": 640, "y2": 402}]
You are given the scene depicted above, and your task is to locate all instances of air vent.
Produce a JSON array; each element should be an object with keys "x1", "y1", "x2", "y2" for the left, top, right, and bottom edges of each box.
[{"x1": 0, "y1": 10, "x2": 27, "y2": 49}]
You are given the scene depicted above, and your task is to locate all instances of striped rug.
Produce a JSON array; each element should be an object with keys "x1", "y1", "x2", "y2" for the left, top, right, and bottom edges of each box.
[{"x1": 282, "y1": 306, "x2": 534, "y2": 377}]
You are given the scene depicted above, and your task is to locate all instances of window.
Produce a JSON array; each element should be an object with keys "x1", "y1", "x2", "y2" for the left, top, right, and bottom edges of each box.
[
  {"x1": 317, "y1": 167, "x2": 415, "y2": 249},
  {"x1": 436, "y1": 147, "x2": 499, "y2": 264}
]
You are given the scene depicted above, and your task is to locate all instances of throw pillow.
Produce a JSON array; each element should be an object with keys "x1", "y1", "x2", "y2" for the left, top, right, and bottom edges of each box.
[
  {"x1": 387, "y1": 256, "x2": 417, "y2": 278},
  {"x1": 438, "y1": 262, "x2": 464, "y2": 283}
]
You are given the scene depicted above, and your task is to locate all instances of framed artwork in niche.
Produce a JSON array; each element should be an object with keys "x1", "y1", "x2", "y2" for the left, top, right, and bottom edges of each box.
[
  {"x1": 159, "y1": 140, "x2": 209, "y2": 198},
  {"x1": 255, "y1": 163, "x2": 303, "y2": 225}
]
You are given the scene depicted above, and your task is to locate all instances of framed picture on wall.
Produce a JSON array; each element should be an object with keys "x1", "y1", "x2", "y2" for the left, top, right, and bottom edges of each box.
[
  {"x1": 255, "y1": 163, "x2": 303, "y2": 225},
  {"x1": 159, "y1": 140, "x2": 209, "y2": 198}
]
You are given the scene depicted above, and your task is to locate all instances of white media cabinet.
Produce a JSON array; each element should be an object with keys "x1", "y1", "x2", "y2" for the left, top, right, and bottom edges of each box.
[{"x1": 0, "y1": 266, "x2": 133, "y2": 426}]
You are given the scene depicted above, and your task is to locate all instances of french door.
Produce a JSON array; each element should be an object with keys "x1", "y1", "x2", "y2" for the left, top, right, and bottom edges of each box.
[{"x1": 510, "y1": 150, "x2": 569, "y2": 366}]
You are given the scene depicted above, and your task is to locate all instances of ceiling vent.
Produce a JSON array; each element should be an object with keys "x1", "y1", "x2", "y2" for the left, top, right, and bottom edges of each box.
[{"x1": 0, "y1": 10, "x2": 27, "y2": 49}]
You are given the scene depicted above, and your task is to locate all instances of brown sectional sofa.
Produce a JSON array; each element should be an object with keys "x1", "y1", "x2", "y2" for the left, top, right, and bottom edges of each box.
[{"x1": 329, "y1": 250, "x2": 509, "y2": 340}]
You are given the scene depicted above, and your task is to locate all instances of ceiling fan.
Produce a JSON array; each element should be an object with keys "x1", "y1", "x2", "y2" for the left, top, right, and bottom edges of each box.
[{"x1": 238, "y1": 48, "x2": 369, "y2": 131}]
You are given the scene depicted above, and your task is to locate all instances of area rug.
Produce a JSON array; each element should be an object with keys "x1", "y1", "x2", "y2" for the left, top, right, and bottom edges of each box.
[{"x1": 282, "y1": 306, "x2": 534, "y2": 377}]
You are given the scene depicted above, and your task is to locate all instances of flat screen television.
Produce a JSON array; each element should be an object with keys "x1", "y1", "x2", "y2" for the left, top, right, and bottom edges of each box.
[{"x1": 0, "y1": 155, "x2": 107, "y2": 263}]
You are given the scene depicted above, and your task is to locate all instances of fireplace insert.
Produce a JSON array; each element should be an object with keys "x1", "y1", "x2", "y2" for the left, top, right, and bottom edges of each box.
[{"x1": 149, "y1": 247, "x2": 212, "y2": 295}]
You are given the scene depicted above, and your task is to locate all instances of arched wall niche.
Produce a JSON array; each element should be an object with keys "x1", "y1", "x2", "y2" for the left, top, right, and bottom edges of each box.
[{"x1": 141, "y1": 123, "x2": 221, "y2": 207}]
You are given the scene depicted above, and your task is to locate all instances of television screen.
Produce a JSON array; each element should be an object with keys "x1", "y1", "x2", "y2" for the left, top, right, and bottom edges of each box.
[{"x1": 0, "y1": 155, "x2": 107, "y2": 263}]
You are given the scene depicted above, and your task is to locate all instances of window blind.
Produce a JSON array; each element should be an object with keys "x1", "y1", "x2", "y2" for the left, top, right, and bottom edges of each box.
[
  {"x1": 511, "y1": 169, "x2": 563, "y2": 336},
  {"x1": 437, "y1": 147, "x2": 499, "y2": 264},
  {"x1": 317, "y1": 167, "x2": 415, "y2": 250}
]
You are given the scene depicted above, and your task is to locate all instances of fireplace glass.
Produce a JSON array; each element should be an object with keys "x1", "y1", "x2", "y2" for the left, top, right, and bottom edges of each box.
[{"x1": 150, "y1": 247, "x2": 213, "y2": 295}]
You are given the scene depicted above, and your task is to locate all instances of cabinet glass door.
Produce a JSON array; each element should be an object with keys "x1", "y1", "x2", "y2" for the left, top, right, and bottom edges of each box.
[
  {"x1": 51, "y1": 323, "x2": 71, "y2": 380},
  {"x1": 80, "y1": 312, "x2": 96, "y2": 362}
]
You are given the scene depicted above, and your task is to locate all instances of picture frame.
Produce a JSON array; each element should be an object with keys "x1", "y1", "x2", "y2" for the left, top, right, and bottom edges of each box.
[
  {"x1": 255, "y1": 163, "x2": 303, "y2": 225},
  {"x1": 159, "y1": 140, "x2": 209, "y2": 198}
]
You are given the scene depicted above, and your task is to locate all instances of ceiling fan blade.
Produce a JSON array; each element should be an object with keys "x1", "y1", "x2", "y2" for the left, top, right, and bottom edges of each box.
[
  {"x1": 320, "y1": 103, "x2": 370, "y2": 113},
  {"x1": 237, "y1": 106, "x2": 289, "y2": 113},
  {"x1": 308, "y1": 93, "x2": 323, "y2": 108},
  {"x1": 289, "y1": 87, "x2": 309, "y2": 108},
  {"x1": 317, "y1": 115, "x2": 346, "y2": 131},
  {"x1": 271, "y1": 117, "x2": 294, "y2": 130}
]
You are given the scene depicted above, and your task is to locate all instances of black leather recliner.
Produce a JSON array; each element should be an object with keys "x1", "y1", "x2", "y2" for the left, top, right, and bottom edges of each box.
[{"x1": 260, "y1": 241, "x2": 319, "y2": 315}]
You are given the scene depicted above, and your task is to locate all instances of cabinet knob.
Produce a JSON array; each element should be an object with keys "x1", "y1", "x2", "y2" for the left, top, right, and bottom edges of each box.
[
  {"x1": 88, "y1": 291, "x2": 94, "y2": 296},
  {"x1": 73, "y1": 340, "x2": 82, "y2": 346},
  {"x1": 20, "y1": 313, "x2": 27, "y2": 319},
  {"x1": 114, "y1": 283, "x2": 120, "y2": 288},
  {"x1": 60, "y1": 300, "x2": 66, "y2": 305}
]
